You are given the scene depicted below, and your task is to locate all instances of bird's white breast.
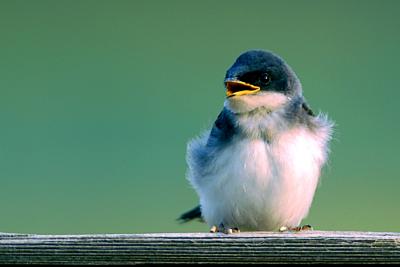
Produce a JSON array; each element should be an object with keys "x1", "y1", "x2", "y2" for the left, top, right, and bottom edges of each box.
[{"x1": 193, "y1": 126, "x2": 328, "y2": 231}]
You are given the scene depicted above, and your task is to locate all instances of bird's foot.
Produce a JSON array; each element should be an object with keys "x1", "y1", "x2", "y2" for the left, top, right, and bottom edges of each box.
[
  {"x1": 279, "y1": 224, "x2": 313, "y2": 232},
  {"x1": 210, "y1": 223, "x2": 240, "y2": 234}
]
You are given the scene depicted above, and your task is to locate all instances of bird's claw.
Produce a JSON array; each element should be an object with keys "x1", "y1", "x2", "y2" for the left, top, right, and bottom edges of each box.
[
  {"x1": 209, "y1": 225, "x2": 218, "y2": 233},
  {"x1": 279, "y1": 224, "x2": 313, "y2": 232},
  {"x1": 300, "y1": 224, "x2": 313, "y2": 231},
  {"x1": 210, "y1": 223, "x2": 240, "y2": 234}
]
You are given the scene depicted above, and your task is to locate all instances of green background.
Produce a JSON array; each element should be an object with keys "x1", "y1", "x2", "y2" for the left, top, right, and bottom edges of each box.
[{"x1": 0, "y1": 0, "x2": 399, "y2": 234}]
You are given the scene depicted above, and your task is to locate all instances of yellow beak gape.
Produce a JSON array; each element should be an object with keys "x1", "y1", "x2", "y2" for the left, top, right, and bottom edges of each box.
[{"x1": 225, "y1": 80, "x2": 261, "y2": 97}]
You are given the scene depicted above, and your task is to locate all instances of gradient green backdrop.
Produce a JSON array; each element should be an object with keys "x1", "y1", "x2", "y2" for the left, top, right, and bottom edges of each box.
[{"x1": 0, "y1": 0, "x2": 399, "y2": 234}]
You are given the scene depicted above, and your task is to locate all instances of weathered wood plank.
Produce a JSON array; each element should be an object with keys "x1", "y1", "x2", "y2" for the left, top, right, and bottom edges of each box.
[{"x1": 0, "y1": 231, "x2": 399, "y2": 264}]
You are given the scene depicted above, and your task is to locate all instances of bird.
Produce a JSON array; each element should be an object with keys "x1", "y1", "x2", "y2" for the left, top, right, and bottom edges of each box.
[{"x1": 179, "y1": 49, "x2": 333, "y2": 234}]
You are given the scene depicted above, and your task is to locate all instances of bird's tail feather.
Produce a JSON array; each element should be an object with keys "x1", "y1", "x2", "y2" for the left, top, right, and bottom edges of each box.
[{"x1": 177, "y1": 205, "x2": 203, "y2": 223}]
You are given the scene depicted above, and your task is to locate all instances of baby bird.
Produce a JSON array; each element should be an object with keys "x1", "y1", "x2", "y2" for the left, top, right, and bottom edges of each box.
[{"x1": 180, "y1": 50, "x2": 333, "y2": 234}]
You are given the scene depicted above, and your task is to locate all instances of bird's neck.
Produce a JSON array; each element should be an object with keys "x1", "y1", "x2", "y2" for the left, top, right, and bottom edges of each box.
[
  {"x1": 234, "y1": 107, "x2": 287, "y2": 142},
  {"x1": 233, "y1": 95, "x2": 302, "y2": 141}
]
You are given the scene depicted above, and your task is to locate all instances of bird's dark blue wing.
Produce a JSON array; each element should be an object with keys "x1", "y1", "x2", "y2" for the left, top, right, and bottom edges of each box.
[
  {"x1": 207, "y1": 108, "x2": 237, "y2": 147},
  {"x1": 283, "y1": 96, "x2": 317, "y2": 126},
  {"x1": 301, "y1": 102, "x2": 315, "y2": 117},
  {"x1": 178, "y1": 109, "x2": 238, "y2": 224}
]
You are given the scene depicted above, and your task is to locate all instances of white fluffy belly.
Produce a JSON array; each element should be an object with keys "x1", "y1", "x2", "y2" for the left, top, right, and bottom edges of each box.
[{"x1": 194, "y1": 127, "x2": 325, "y2": 231}]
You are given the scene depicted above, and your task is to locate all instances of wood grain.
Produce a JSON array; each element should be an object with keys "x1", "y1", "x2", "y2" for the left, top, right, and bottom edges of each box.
[{"x1": 1, "y1": 231, "x2": 399, "y2": 264}]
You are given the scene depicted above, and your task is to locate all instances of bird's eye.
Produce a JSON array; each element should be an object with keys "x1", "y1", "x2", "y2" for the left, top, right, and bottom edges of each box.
[{"x1": 261, "y1": 73, "x2": 270, "y2": 84}]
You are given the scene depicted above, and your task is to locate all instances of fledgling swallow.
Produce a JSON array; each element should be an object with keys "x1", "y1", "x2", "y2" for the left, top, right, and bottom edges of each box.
[{"x1": 179, "y1": 50, "x2": 333, "y2": 233}]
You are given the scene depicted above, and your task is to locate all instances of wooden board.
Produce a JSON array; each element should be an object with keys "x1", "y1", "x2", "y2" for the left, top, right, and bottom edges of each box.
[{"x1": 1, "y1": 231, "x2": 399, "y2": 264}]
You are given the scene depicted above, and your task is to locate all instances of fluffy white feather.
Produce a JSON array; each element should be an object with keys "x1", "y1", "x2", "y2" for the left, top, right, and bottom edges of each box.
[{"x1": 187, "y1": 108, "x2": 332, "y2": 231}]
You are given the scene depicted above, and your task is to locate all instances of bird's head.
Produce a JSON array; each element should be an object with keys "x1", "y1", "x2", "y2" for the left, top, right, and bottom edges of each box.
[{"x1": 224, "y1": 50, "x2": 302, "y2": 114}]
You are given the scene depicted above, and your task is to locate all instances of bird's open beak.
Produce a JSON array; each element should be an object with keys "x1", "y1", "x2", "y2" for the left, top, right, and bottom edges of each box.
[{"x1": 225, "y1": 80, "x2": 261, "y2": 98}]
